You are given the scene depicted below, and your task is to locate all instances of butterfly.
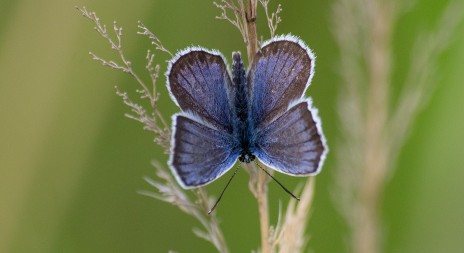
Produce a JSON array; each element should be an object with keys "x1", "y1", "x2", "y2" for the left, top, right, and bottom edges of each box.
[{"x1": 166, "y1": 35, "x2": 328, "y2": 189}]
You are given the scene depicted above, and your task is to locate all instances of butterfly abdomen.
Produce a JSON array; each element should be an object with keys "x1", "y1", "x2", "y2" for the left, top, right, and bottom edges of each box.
[{"x1": 232, "y1": 53, "x2": 248, "y2": 121}]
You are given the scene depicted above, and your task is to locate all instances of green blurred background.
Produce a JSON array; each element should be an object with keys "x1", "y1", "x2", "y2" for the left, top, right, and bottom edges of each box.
[{"x1": 1, "y1": 0, "x2": 463, "y2": 252}]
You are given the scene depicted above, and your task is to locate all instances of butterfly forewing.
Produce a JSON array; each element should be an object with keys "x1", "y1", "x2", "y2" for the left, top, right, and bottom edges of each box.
[
  {"x1": 168, "y1": 49, "x2": 234, "y2": 132},
  {"x1": 248, "y1": 37, "x2": 314, "y2": 127}
]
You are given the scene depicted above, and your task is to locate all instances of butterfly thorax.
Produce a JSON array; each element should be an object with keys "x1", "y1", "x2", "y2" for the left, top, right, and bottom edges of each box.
[{"x1": 232, "y1": 52, "x2": 256, "y2": 163}]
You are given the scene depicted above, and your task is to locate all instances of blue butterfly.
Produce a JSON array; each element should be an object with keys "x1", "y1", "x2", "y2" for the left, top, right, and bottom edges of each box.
[{"x1": 166, "y1": 35, "x2": 328, "y2": 189}]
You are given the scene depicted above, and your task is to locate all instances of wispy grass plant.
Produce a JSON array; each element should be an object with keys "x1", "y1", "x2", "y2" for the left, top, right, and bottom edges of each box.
[
  {"x1": 332, "y1": 1, "x2": 463, "y2": 252},
  {"x1": 77, "y1": 1, "x2": 318, "y2": 252}
]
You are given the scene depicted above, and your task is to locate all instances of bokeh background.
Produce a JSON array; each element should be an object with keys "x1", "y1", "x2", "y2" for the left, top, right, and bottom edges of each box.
[{"x1": 1, "y1": 0, "x2": 463, "y2": 252}]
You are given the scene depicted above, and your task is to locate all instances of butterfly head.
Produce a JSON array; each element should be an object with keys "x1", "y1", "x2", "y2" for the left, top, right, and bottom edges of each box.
[{"x1": 238, "y1": 152, "x2": 255, "y2": 163}]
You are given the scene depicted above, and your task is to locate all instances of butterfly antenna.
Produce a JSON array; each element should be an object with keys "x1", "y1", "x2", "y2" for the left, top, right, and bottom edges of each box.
[
  {"x1": 254, "y1": 161, "x2": 300, "y2": 201},
  {"x1": 208, "y1": 166, "x2": 239, "y2": 215}
]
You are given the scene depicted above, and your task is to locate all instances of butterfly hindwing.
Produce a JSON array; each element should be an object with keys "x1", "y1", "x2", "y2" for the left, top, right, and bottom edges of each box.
[
  {"x1": 248, "y1": 36, "x2": 315, "y2": 127},
  {"x1": 254, "y1": 100, "x2": 326, "y2": 175},
  {"x1": 170, "y1": 114, "x2": 239, "y2": 188},
  {"x1": 167, "y1": 49, "x2": 234, "y2": 132}
]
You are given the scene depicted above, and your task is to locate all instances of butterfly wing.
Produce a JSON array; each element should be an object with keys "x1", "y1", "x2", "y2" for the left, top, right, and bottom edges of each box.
[
  {"x1": 248, "y1": 36, "x2": 315, "y2": 127},
  {"x1": 167, "y1": 48, "x2": 234, "y2": 132},
  {"x1": 250, "y1": 36, "x2": 327, "y2": 175},
  {"x1": 170, "y1": 114, "x2": 239, "y2": 188},
  {"x1": 254, "y1": 101, "x2": 327, "y2": 175}
]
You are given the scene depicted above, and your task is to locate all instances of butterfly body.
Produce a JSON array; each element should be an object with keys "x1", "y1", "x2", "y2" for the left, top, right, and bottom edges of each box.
[
  {"x1": 230, "y1": 52, "x2": 257, "y2": 164},
  {"x1": 167, "y1": 35, "x2": 328, "y2": 189}
]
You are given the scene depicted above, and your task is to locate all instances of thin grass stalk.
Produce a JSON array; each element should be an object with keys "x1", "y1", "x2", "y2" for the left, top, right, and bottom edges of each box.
[
  {"x1": 241, "y1": 1, "x2": 272, "y2": 252},
  {"x1": 355, "y1": 2, "x2": 393, "y2": 253}
]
